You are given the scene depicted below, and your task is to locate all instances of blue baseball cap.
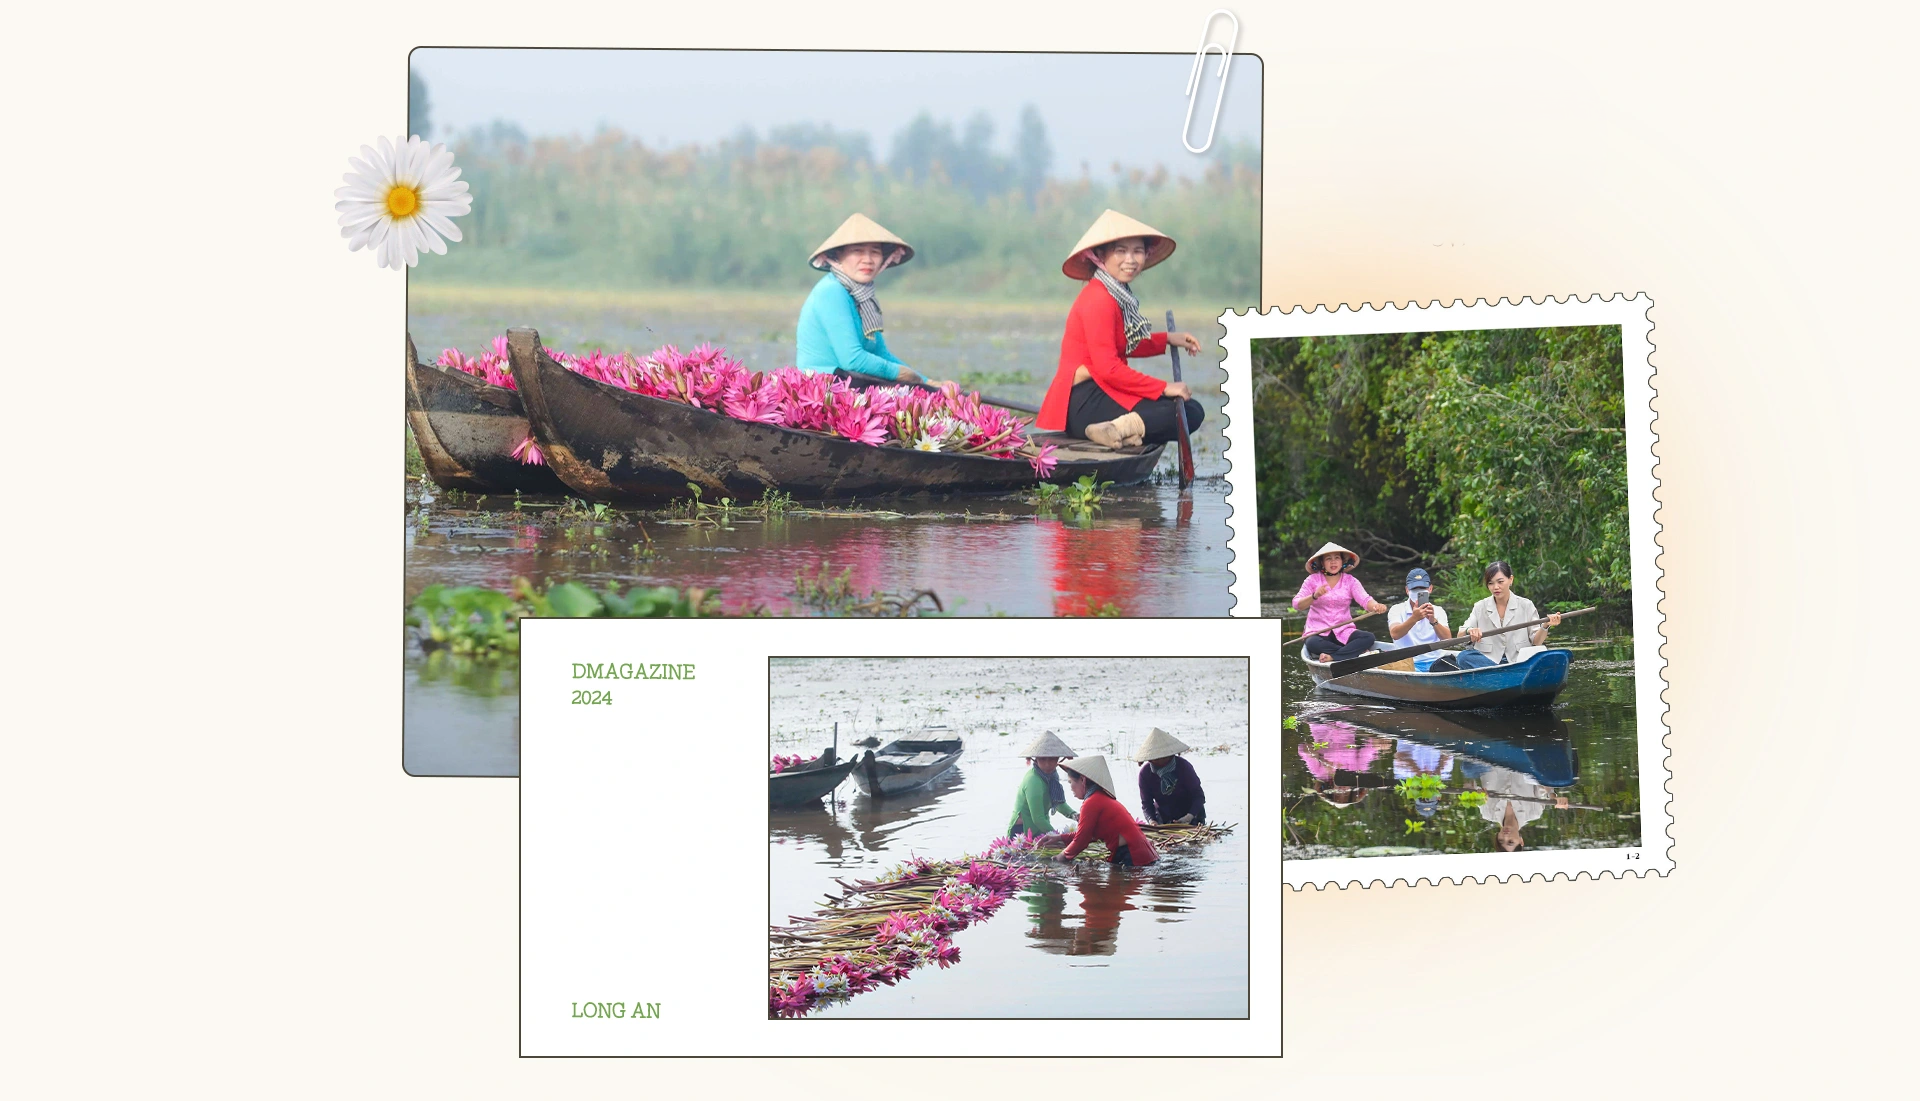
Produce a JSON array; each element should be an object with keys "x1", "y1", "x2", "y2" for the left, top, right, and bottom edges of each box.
[{"x1": 1405, "y1": 568, "x2": 1432, "y2": 588}]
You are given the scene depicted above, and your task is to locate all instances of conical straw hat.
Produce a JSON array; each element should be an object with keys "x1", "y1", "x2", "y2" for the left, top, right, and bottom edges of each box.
[
  {"x1": 1059, "y1": 755, "x2": 1118, "y2": 799},
  {"x1": 1023, "y1": 731, "x2": 1078, "y2": 759},
  {"x1": 1304, "y1": 541, "x2": 1360, "y2": 572},
  {"x1": 809, "y1": 213, "x2": 914, "y2": 270},
  {"x1": 1061, "y1": 209, "x2": 1177, "y2": 280},
  {"x1": 1132, "y1": 727, "x2": 1192, "y2": 762}
]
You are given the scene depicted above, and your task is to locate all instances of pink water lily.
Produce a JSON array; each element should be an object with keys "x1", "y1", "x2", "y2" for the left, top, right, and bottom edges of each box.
[
  {"x1": 439, "y1": 339, "x2": 1059, "y2": 474},
  {"x1": 511, "y1": 435, "x2": 546, "y2": 466}
]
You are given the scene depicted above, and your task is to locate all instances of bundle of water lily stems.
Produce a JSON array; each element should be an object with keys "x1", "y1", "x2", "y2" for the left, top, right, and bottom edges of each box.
[{"x1": 768, "y1": 821, "x2": 1234, "y2": 1018}]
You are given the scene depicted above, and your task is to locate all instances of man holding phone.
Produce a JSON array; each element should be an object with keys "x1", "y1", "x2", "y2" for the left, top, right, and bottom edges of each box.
[{"x1": 1384, "y1": 567, "x2": 1454, "y2": 672}]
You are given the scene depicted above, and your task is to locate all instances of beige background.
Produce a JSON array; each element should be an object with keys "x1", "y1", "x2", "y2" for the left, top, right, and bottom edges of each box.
[{"x1": 5, "y1": 1, "x2": 1912, "y2": 1094}]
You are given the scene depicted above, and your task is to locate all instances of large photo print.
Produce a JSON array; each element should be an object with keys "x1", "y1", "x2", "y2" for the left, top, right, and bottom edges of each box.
[{"x1": 402, "y1": 49, "x2": 1262, "y2": 775}]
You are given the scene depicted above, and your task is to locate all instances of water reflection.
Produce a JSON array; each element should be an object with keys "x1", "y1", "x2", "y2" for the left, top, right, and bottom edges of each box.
[{"x1": 1282, "y1": 605, "x2": 1639, "y2": 857}]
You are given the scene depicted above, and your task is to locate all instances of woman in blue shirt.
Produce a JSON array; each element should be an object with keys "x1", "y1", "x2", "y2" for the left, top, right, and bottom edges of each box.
[{"x1": 795, "y1": 214, "x2": 935, "y2": 384}]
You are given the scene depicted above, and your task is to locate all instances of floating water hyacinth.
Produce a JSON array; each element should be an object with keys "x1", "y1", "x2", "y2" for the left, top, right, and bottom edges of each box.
[
  {"x1": 434, "y1": 340, "x2": 1059, "y2": 475},
  {"x1": 767, "y1": 823, "x2": 1232, "y2": 1018}
]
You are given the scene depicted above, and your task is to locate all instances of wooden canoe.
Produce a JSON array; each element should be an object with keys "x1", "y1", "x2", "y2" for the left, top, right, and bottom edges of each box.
[
  {"x1": 504, "y1": 327, "x2": 1165, "y2": 502},
  {"x1": 850, "y1": 736, "x2": 964, "y2": 797},
  {"x1": 768, "y1": 753, "x2": 860, "y2": 808},
  {"x1": 1302, "y1": 643, "x2": 1572, "y2": 708},
  {"x1": 405, "y1": 334, "x2": 570, "y2": 495}
]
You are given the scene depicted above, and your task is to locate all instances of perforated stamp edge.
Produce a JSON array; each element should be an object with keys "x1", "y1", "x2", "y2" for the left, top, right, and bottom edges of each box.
[{"x1": 1216, "y1": 294, "x2": 1670, "y2": 888}]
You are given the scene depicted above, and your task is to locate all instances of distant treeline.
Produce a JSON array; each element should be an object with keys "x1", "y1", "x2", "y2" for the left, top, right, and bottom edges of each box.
[
  {"x1": 408, "y1": 118, "x2": 1259, "y2": 303},
  {"x1": 1252, "y1": 327, "x2": 1630, "y2": 602}
]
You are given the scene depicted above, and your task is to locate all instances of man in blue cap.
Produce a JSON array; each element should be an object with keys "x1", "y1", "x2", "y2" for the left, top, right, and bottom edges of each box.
[{"x1": 1382, "y1": 567, "x2": 1455, "y2": 672}]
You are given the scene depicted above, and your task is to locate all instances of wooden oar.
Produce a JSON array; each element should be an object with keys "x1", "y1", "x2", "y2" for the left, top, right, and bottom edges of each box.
[
  {"x1": 1165, "y1": 310, "x2": 1196, "y2": 488},
  {"x1": 1288, "y1": 607, "x2": 1383, "y2": 642},
  {"x1": 1320, "y1": 607, "x2": 1598, "y2": 679},
  {"x1": 841, "y1": 371, "x2": 1040, "y2": 416}
]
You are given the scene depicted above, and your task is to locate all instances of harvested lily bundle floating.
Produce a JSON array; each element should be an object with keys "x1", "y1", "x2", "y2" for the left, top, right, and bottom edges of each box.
[
  {"x1": 988, "y1": 819, "x2": 1237, "y2": 862},
  {"x1": 769, "y1": 857, "x2": 1033, "y2": 1019},
  {"x1": 767, "y1": 821, "x2": 1234, "y2": 1018},
  {"x1": 435, "y1": 339, "x2": 1059, "y2": 476}
]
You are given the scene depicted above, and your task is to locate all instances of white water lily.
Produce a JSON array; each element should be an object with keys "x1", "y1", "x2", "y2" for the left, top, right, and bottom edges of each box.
[
  {"x1": 912, "y1": 432, "x2": 944, "y2": 452},
  {"x1": 335, "y1": 136, "x2": 471, "y2": 269}
]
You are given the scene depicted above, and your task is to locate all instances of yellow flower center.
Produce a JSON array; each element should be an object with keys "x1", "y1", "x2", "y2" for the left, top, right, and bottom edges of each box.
[{"x1": 385, "y1": 184, "x2": 420, "y2": 219}]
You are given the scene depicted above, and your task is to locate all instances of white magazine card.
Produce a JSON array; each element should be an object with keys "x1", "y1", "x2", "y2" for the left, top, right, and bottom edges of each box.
[{"x1": 519, "y1": 617, "x2": 1284, "y2": 1056}]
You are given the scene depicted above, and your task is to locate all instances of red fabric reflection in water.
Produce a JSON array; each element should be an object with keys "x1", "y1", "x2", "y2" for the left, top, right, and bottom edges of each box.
[{"x1": 1043, "y1": 518, "x2": 1149, "y2": 616}]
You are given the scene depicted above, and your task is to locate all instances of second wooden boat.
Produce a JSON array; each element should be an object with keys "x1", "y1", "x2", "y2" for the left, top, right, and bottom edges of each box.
[
  {"x1": 768, "y1": 745, "x2": 862, "y2": 808},
  {"x1": 505, "y1": 327, "x2": 1165, "y2": 502},
  {"x1": 405, "y1": 334, "x2": 569, "y2": 495},
  {"x1": 850, "y1": 737, "x2": 965, "y2": 797}
]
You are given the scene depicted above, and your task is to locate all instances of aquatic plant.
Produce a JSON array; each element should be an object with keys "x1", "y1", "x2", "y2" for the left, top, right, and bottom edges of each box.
[
  {"x1": 769, "y1": 753, "x2": 818, "y2": 774},
  {"x1": 408, "y1": 578, "x2": 720, "y2": 656},
  {"x1": 1395, "y1": 775, "x2": 1446, "y2": 801},
  {"x1": 434, "y1": 339, "x2": 1059, "y2": 474}
]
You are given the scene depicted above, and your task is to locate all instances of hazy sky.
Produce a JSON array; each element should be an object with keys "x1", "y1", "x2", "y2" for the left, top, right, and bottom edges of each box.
[{"x1": 409, "y1": 49, "x2": 1261, "y2": 179}]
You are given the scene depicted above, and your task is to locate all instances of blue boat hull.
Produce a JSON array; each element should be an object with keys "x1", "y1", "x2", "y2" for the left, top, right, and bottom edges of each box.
[{"x1": 1304, "y1": 646, "x2": 1572, "y2": 708}]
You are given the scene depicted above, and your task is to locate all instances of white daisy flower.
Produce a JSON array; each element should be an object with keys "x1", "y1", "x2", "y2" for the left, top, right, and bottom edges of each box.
[{"x1": 335, "y1": 136, "x2": 472, "y2": 269}]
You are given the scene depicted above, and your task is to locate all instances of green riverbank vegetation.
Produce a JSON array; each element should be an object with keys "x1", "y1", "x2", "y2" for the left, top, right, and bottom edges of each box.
[
  {"x1": 409, "y1": 122, "x2": 1259, "y2": 304},
  {"x1": 1252, "y1": 325, "x2": 1630, "y2": 603}
]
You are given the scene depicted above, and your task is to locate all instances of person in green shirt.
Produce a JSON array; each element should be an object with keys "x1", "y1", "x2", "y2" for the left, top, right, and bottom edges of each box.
[{"x1": 1008, "y1": 731, "x2": 1081, "y2": 838}]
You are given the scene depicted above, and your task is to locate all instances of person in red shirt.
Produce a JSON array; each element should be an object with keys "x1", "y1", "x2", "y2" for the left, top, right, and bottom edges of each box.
[
  {"x1": 1055, "y1": 755, "x2": 1158, "y2": 867},
  {"x1": 1037, "y1": 209, "x2": 1205, "y2": 450}
]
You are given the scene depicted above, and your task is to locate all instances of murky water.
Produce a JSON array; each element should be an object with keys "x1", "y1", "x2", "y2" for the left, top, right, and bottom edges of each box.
[
  {"x1": 1263, "y1": 568, "x2": 1642, "y2": 857},
  {"x1": 404, "y1": 295, "x2": 1237, "y2": 776},
  {"x1": 768, "y1": 657, "x2": 1249, "y2": 1018}
]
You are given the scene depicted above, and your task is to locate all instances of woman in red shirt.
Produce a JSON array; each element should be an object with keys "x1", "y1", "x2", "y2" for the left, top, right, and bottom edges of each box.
[
  {"x1": 1037, "y1": 209, "x2": 1205, "y2": 450},
  {"x1": 1055, "y1": 755, "x2": 1158, "y2": 867}
]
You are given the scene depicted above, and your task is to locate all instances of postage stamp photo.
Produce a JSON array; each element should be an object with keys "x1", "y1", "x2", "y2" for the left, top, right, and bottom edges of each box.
[{"x1": 1219, "y1": 295, "x2": 1670, "y2": 887}]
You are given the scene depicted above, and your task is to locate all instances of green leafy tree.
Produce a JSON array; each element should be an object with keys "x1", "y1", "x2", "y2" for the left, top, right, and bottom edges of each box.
[
  {"x1": 408, "y1": 67, "x2": 432, "y2": 140},
  {"x1": 1252, "y1": 326, "x2": 1630, "y2": 601}
]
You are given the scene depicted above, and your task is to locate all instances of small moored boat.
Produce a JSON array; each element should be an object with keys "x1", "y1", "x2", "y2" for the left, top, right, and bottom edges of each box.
[
  {"x1": 1302, "y1": 644, "x2": 1572, "y2": 709},
  {"x1": 850, "y1": 736, "x2": 965, "y2": 797},
  {"x1": 405, "y1": 335, "x2": 569, "y2": 495},
  {"x1": 504, "y1": 327, "x2": 1165, "y2": 502},
  {"x1": 768, "y1": 751, "x2": 860, "y2": 808}
]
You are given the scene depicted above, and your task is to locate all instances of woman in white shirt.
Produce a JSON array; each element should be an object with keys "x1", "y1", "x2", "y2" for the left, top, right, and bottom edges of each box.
[{"x1": 1454, "y1": 561, "x2": 1561, "y2": 670}]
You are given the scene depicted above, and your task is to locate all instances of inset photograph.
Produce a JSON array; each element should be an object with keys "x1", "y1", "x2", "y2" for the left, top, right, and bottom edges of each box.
[
  {"x1": 1221, "y1": 297, "x2": 1669, "y2": 884},
  {"x1": 767, "y1": 656, "x2": 1249, "y2": 1018}
]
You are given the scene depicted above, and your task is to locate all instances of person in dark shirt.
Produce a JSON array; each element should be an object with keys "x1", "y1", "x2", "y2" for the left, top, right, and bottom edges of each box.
[{"x1": 1134, "y1": 727, "x2": 1206, "y2": 825}]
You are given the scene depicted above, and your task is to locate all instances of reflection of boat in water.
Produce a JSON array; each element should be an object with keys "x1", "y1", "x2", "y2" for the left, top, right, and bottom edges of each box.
[
  {"x1": 768, "y1": 751, "x2": 860, "y2": 808},
  {"x1": 1344, "y1": 709, "x2": 1578, "y2": 788},
  {"x1": 767, "y1": 804, "x2": 858, "y2": 860},
  {"x1": 850, "y1": 736, "x2": 965, "y2": 797},
  {"x1": 1301, "y1": 643, "x2": 1571, "y2": 708}
]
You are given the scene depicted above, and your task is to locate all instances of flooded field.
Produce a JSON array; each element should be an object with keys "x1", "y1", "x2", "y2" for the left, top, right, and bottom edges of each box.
[
  {"x1": 768, "y1": 657, "x2": 1249, "y2": 1018},
  {"x1": 404, "y1": 290, "x2": 1238, "y2": 776},
  {"x1": 1264, "y1": 568, "x2": 1643, "y2": 858}
]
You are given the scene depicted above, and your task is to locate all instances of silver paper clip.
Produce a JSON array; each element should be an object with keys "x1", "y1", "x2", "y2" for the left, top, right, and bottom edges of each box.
[{"x1": 1182, "y1": 9, "x2": 1239, "y2": 154}]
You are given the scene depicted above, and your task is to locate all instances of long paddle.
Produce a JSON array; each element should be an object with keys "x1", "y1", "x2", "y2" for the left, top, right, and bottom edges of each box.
[
  {"x1": 841, "y1": 371, "x2": 1040, "y2": 416},
  {"x1": 1319, "y1": 607, "x2": 1598, "y2": 680},
  {"x1": 1165, "y1": 310, "x2": 1197, "y2": 488},
  {"x1": 1290, "y1": 607, "x2": 1383, "y2": 643}
]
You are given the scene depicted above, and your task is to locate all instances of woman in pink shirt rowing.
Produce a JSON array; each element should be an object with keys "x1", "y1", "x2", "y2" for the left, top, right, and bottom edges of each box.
[{"x1": 1292, "y1": 541, "x2": 1389, "y2": 663}]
